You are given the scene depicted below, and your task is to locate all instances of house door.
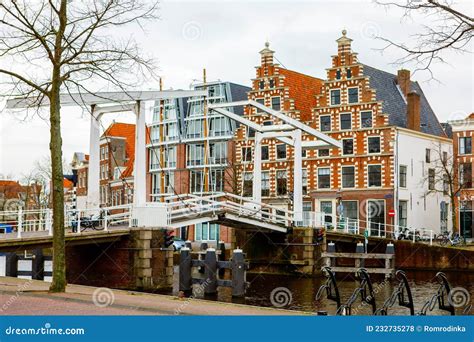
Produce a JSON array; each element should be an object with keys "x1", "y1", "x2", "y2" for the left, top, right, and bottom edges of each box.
[
  {"x1": 460, "y1": 201, "x2": 473, "y2": 239},
  {"x1": 318, "y1": 200, "x2": 336, "y2": 229},
  {"x1": 367, "y1": 200, "x2": 385, "y2": 236}
]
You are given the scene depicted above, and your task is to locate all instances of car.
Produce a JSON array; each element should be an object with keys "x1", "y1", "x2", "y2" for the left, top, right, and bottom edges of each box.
[{"x1": 172, "y1": 238, "x2": 186, "y2": 251}]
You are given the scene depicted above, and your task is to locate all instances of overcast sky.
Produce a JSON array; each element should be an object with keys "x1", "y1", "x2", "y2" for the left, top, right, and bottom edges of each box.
[{"x1": 0, "y1": 0, "x2": 472, "y2": 179}]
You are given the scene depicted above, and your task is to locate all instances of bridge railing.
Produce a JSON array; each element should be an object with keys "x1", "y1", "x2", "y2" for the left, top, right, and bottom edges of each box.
[
  {"x1": 0, "y1": 208, "x2": 53, "y2": 238},
  {"x1": 322, "y1": 216, "x2": 434, "y2": 245},
  {"x1": 164, "y1": 192, "x2": 300, "y2": 229},
  {"x1": 65, "y1": 204, "x2": 132, "y2": 232}
]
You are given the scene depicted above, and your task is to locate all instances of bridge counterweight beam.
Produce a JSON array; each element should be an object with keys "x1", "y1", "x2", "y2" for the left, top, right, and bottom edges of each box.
[
  {"x1": 252, "y1": 132, "x2": 262, "y2": 214},
  {"x1": 293, "y1": 129, "x2": 303, "y2": 223},
  {"x1": 133, "y1": 100, "x2": 147, "y2": 206},
  {"x1": 86, "y1": 108, "x2": 101, "y2": 210}
]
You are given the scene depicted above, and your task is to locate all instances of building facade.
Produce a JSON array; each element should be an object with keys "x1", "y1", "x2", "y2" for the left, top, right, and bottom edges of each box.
[
  {"x1": 147, "y1": 81, "x2": 250, "y2": 241},
  {"x1": 235, "y1": 32, "x2": 452, "y2": 235},
  {"x1": 72, "y1": 122, "x2": 136, "y2": 211},
  {"x1": 450, "y1": 113, "x2": 474, "y2": 239}
]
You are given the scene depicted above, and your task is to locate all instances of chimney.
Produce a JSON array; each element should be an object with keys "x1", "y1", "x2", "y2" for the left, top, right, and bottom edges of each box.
[
  {"x1": 397, "y1": 69, "x2": 411, "y2": 99},
  {"x1": 407, "y1": 91, "x2": 421, "y2": 131}
]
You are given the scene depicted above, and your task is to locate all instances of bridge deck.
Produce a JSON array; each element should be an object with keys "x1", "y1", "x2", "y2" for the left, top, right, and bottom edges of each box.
[{"x1": 0, "y1": 226, "x2": 131, "y2": 251}]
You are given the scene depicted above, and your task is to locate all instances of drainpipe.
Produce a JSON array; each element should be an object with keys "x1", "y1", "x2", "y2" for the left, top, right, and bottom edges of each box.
[{"x1": 394, "y1": 129, "x2": 399, "y2": 234}]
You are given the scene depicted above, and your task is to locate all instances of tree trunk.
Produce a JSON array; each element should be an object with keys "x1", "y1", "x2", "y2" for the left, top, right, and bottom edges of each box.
[
  {"x1": 450, "y1": 194, "x2": 458, "y2": 235},
  {"x1": 48, "y1": 72, "x2": 66, "y2": 293}
]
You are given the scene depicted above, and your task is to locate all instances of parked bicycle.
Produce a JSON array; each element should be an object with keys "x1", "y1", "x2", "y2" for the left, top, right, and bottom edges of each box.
[
  {"x1": 71, "y1": 210, "x2": 107, "y2": 232},
  {"x1": 436, "y1": 231, "x2": 466, "y2": 247},
  {"x1": 397, "y1": 227, "x2": 421, "y2": 242}
]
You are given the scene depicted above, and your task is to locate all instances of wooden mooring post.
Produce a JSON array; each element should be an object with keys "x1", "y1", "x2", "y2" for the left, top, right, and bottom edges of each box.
[
  {"x1": 179, "y1": 245, "x2": 249, "y2": 297},
  {"x1": 321, "y1": 242, "x2": 395, "y2": 279}
]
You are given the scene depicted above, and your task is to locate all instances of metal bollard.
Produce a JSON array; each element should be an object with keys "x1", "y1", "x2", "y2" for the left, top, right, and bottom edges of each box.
[
  {"x1": 204, "y1": 248, "x2": 217, "y2": 295},
  {"x1": 385, "y1": 243, "x2": 395, "y2": 279},
  {"x1": 185, "y1": 240, "x2": 192, "y2": 250},
  {"x1": 385, "y1": 242, "x2": 395, "y2": 254},
  {"x1": 218, "y1": 241, "x2": 226, "y2": 277},
  {"x1": 356, "y1": 242, "x2": 365, "y2": 268},
  {"x1": 198, "y1": 241, "x2": 208, "y2": 274},
  {"x1": 327, "y1": 242, "x2": 336, "y2": 267},
  {"x1": 32, "y1": 249, "x2": 44, "y2": 280},
  {"x1": 179, "y1": 247, "x2": 192, "y2": 292},
  {"x1": 231, "y1": 249, "x2": 246, "y2": 297}
]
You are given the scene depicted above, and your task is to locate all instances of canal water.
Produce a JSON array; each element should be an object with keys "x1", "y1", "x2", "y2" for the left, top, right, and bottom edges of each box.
[{"x1": 168, "y1": 268, "x2": 474, "y2": 315}]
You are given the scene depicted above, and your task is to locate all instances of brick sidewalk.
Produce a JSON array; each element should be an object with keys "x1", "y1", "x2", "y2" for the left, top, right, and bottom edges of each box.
[{"x1": 0, "y1": 277, "x2": 307, "y2": 316}]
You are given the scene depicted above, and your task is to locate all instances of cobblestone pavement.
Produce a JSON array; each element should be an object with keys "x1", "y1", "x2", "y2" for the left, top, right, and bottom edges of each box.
[{"x1": 0, "y1": 277, "x2": 306, "y2": 316}]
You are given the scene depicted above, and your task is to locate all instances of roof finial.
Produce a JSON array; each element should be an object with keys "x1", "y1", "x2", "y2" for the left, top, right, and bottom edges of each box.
[
  {"x1": 342, "y1": 29, "x2": 347, "y2": 36},
  {"x1": 265, "y1": 40, "x2": 270, "y2": 48}
]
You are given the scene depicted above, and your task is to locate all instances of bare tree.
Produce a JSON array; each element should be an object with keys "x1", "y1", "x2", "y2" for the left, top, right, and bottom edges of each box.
[
  {"x1": 21, "y1": 171, "x2": 45, "y2": 211},
  {"x1": 375, "y1": 0, "x2": 473, "y2": 77},
  {"x1": 422, "y1": 143, "x2": 469, "y2": 234},
  {"x1": 0, "y1": 0, "x2": 158, "y2": 292}
]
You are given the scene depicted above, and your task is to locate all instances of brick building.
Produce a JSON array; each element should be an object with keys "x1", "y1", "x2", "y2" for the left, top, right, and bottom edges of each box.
[
  {"x1": 72, "y1": 122, "x2": 136, "y2": 210},
  {"x1": 235, "y1": 32, "x2": 452, "y2": 235},
  {"x1": 147, "y1": 81, "x2": 250, "y2": 241},
  {"x1": 0, "y1": 180, "x2": 42, "y2": 212},
  {"x1": 450, "y1": 113, "x2": 474, "y2": 239}
]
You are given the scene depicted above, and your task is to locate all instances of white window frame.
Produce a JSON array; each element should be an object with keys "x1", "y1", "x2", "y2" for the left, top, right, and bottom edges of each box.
[
  {"x1": 261, "y1": 171, "x2": 270, "y2": 196},
  {"x1": 339, "y1": 112, "x2": 352, "y2": 131},
  {"x1": 360, "y1": 110, "x2": 373, "y2": 128},
  {"x1": 367, "y1": 164, "x2": 382, "y2": 188},
  {"x1": 271, "y1": 96, "x2": 281, "y2": 111},
  {"x1": 330, "y1": 89, "x2": 341, "y2": 106},
  {"x1": 261, "y1": 145, "x2": 269, "y2": 161},
  {"x1": 399, "y1": 165, "x2": 407, "y2": 188},
  {"x1": 341, "y1": 138, "x2": 354, "y2": 156},
  {"x1": 319, "y1": 115, "x2": 332, "y2": 132},
  {"x1": 276, "y1": 144, "x2": 287, "y2": 160},
  {"x1": 367, "y1": 136, "x2": 381, "y2": 154},
  {"x1": 341, "y1": 165, "x2": 356, "y2": 189},
  {"x1": 317, "y1": 167, "x2": 331, "y2": 189},
  {"x1": 318, "y1": 149, "x2": 330, "y2": 158},
  {"x1": 347, "y1": 86, "x2": 359, "y2": 104}
]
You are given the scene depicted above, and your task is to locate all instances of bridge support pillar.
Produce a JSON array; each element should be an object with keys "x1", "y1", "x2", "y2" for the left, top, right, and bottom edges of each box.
[
  {"x1": 131, "y1": 228, "x2": 173, "y2": 290},
  {"x1": 301, "y1": 228, "x2": 315, "y2": 274}
]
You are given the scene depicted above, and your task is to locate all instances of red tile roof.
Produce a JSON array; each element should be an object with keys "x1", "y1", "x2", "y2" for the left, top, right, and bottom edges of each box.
[
  {"x1": 279, "y1": 68, "x2": 323, "y2": 122},
  {"x1": 102, "y1": 122, "x2": 136, "y2": 179},
  {"x1": 0, "y1": 180, "x2": 21, "y2": 187},
  {"x1": 63, "y1": 178, "x2": 74, "y2": 189},
  {"x1": 103, "y1": 122, "x2": 136, "y2": 158}
]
